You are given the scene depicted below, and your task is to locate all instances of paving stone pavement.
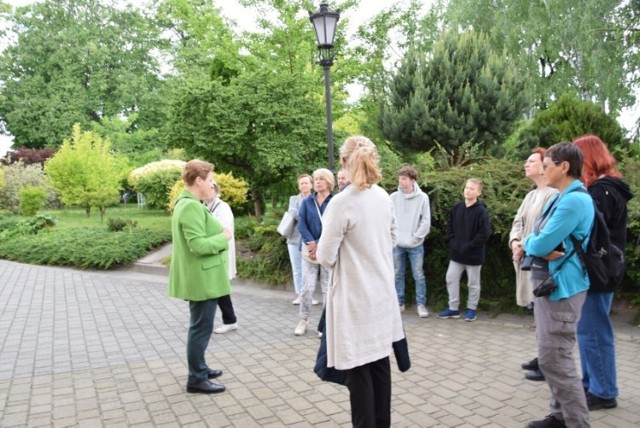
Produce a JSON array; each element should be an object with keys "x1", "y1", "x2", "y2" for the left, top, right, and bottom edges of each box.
[{"x1": 0, "y1": 259, "x2": 639, "y2": 428}]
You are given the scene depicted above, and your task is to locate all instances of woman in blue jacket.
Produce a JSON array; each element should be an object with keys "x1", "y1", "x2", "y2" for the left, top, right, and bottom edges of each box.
[
  {"x1": 294, "y1": 168, "x2": 334, "y2": 336},
  {"x1": 523, "y1": 142, "x2": 594, "y2": 428}
]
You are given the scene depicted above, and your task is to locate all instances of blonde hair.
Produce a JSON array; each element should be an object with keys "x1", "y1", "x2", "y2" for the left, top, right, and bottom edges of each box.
[
  {"x1": 466, "y1": 177, "x2": 484, "y2": 193},
  {"x1": 339, "y1": 135, "x2": 381, "y2": 190},
  {"x1": 182, "y1": 160, "x2": 214, "y2": 186},
  {"x1": 313, "y1": 168, "x2": 335, "y2": 191}
]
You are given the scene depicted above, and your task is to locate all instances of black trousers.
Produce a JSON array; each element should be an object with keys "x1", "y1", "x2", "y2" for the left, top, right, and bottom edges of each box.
[
  {"x1": 217, "y1": 294, "x2": 237, "y2": 325},
  {"x1": 344, "y1": 357, "x2": 391, "y2": 428}
]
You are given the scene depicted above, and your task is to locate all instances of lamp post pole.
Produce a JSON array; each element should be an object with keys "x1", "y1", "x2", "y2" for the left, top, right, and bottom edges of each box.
[
  {"x1": 309, "y1": 2, "x2": 340, "y2": 172},
  {"x1": 322, "y1": 59, "x2": 334, "y2": 172}
]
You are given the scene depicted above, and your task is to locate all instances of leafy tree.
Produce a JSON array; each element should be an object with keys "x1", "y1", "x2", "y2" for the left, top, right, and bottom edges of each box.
[
  {"x1": 444, "y1": 0, "x2": 637, "y2": 115},
  {"x1": 91, "y1": 114, "x2": 163, "y2": 167},
  {"x1": 169, "y1": 68, "x2": 327, "y2": 218},
  {"x1": 44, "y1": 124, "x2": 128, "y2": 220},
  {"x1": 380, "y1": 30, "x2": 529, "y2": 156},
  {"x1": 0, "y1": 0, "x2": 165, "y2": 149}
]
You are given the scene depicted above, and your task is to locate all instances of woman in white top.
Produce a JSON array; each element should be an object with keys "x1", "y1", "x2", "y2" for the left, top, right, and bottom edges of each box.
[
  {"x1": 509, "y1": 148, "x2": 558, "y2": 308},
  {"x1": 206, "y1": 181, "x2": 238, "y2": 334},
  {"x1": 286, "y1": 174, "x2": 312, "y2": 304},
  {"x1": 317, "y1": 135, "x2": 404, "y2": 427}
]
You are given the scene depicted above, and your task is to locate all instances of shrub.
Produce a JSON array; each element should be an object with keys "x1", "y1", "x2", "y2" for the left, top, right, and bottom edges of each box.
[
  {"x1": 1, "y1": 147, "x2": 54, "y2": 166},
  {"x1": 0, "y1": 161, "x2": 59, "y2": 213},
  {"x1": 0, "y1": 227, "x2": 170, "y2": 269},
  {"x1": 0, "y1": 213, "x2": 56, "y2": 240},
  {"x1": 128, "y1": 160, "x2": 185, "y2": 210},
  {"x1": 419, "y1": 158, "x2": 530, "y2": 311},
  {"x1": 0, "y1": 168, "x2": 4, "y2": 188},
  {"x1": 19, "y1": 186, "x2": 47, "y2": 216},
  {"x1": 503, "y1": 94, "x2": 625, "y2": 160},
  {"x1": 107, "y1": 218, "x2": 128, "y2": 232},
  {"x1": 236, "y1": 225, "x2": 291, "y2": 285}
]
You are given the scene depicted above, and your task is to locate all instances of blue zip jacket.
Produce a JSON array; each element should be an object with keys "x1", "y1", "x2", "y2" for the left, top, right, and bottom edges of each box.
[
  {"x1": 298, "y1": 192, "x2": 333, "y2": 245},
  {"x1": 523, "y1": 180, "x2": 594, "y2": 301}
]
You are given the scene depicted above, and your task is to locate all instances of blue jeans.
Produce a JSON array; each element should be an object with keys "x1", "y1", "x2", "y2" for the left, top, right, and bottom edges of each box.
[
  {"x1": 187, "y1": 299, "x2": 218, "y2": 382},
  {"x1": 393, "y1": 245, "x2": 427, "y2": 306},
  {"x1": 577, "y1": 292, "x2": 618, "y2": 399}
]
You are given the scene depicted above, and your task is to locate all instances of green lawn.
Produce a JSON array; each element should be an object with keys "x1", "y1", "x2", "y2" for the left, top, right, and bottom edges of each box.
[{"x1": 42, "y1": 204, "x2": 171, "y2": 231}]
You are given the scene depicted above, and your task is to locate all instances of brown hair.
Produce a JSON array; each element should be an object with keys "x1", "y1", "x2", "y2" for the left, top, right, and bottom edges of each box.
[
  {"x1": 182, "y1": 160, "x2": 214, "y2": 186},
  {"x1": 397, "y1": 165, "x2": 418, "y2": 181}
]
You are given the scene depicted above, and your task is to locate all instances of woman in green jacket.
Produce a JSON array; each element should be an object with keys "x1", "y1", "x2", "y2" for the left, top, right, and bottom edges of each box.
[{"x1": 168, "y1": 160, "x2": 231, "y2": 394}]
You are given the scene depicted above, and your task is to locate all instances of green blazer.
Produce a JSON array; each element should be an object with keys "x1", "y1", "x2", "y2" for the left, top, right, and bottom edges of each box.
[{"x1": 168, "y1": 190, "x2": 231, "y2": 301}]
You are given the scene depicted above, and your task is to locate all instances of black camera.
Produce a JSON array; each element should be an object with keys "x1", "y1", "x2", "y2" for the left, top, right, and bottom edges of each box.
[
  {"x1": 520, "y1": 255, "x2": 549, "y2": 271},
  {"x1": 520, "y1": 255, "x2": 534, "y2": 271}
]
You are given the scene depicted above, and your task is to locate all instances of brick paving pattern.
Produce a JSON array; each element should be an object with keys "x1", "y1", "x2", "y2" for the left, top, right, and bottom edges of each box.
[{"x1": 0, "y1": 260, "x2": 638, "y2": 427}]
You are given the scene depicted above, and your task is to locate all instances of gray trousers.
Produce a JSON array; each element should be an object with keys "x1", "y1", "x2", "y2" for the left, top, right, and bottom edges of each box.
[
  {"x1": 534, "y1": 290, "x2": 590, "y2": 428},
  {"x1": 445, "y1": 260, "x2": 482, "y2": 311}
]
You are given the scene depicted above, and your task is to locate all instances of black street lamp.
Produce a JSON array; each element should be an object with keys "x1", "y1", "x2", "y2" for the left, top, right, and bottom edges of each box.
[{"x1": 309, "y1": 2, "x2": 340, "y2": 172}]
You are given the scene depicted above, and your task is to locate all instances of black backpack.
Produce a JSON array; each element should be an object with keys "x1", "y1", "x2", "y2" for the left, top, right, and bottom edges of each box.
[{"x1": 569, "y1": 188, "x2": 625, "y2": 293}]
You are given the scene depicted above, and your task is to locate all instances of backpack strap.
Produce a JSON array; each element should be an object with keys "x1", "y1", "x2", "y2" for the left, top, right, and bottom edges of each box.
[{"x1": 567, "y1": 186, "x2": 591, "y2": 276}]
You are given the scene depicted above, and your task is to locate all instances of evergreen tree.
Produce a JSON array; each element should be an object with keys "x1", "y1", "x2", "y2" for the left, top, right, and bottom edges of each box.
[{"x1": 380, "y1": 30, "x2": 529, "y2": 156}]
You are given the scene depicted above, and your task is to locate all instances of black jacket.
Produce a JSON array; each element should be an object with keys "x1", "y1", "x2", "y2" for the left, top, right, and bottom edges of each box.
[
  {"x1": 447, "y1": 200, "x2": 491, "y2": 265},
  {"x1": 589, "y1": 177, "x2": 633, "y2": 250}
]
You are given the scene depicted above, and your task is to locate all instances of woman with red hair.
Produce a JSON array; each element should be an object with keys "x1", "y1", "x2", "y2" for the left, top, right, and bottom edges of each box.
[{"x1": 573, "y1": 134, "x2": 633, "y2": 411}]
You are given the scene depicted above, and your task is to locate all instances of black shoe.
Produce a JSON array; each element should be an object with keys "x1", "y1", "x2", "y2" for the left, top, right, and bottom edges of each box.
[
  {"x1": 525, "y1": 369, "x2": 546, "y2": 381},
  {"x1": 586, "y1": 392, "x2": 617, "y2": 411},
  {"x1": 186, "y1": 379, "x2": 225, "y2": 394},
  {"x1": 527, "y1": 414, "x2": 567, "y2": 428},
  {"x1": 521, "y1": 357, "x2": 539, "y2": 371},
  {"x1": 207, "y1": 369, "x2": 223, "y2": 379}
]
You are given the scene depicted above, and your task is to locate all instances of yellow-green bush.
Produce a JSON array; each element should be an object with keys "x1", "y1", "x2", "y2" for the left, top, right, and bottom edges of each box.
[
  {"x1": 166, "y1": 171, "x2": 248, "y2": 212},
  {"x1": 19, "y1": 186, "x2": 47, "y2": 216}
]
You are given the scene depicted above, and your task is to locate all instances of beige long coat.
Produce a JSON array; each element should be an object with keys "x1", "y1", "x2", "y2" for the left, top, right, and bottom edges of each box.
[
  {"x1": 316, "y1": 184, "x2": 404, "y2": 370},
  {"x1": 508, "y1": 186, "x2": 558, "y2": 306}
]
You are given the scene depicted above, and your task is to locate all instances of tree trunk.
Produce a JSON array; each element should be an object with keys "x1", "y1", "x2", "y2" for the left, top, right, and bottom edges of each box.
[
  {"x1": 252, "y1": 189, "x2": 263, "y2": 220},
  {"x1": 85, "y1": 206, "x2": 91, "y2": 217}
]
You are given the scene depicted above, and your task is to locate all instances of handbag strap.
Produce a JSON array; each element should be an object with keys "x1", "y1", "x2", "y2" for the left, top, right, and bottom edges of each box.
[{"x1": 314, "y1": 198, "x2": 323, "y2": 218}]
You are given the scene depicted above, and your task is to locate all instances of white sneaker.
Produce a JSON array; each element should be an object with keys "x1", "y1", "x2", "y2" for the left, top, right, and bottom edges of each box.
[
  {"x1": 213, "y1": 323, "x2": 238, "y2": 334},
  {"x1": 417, "y1": 304, "x2": 429, "y2": 318},
  {"x1": 312, "y1": 299, "x2": 319, "y2": 305},
  {"x1": 294, "y1": 319, "x2": 308, "y2": 336},
  {"x1": 292, "y1": 297, "x2": 300, "y2": 305},
  {"x1": 399, "y1": 304, "x2": 405, "y2": 313}
]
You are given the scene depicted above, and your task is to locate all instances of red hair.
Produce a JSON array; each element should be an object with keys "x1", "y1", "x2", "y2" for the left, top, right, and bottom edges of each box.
[
  {"x1": 572, "y1": 134, "x2": 622, "y2": 187},
  {"x1": 531, "y1": 147, "x2": 546, "y2": 162}
]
